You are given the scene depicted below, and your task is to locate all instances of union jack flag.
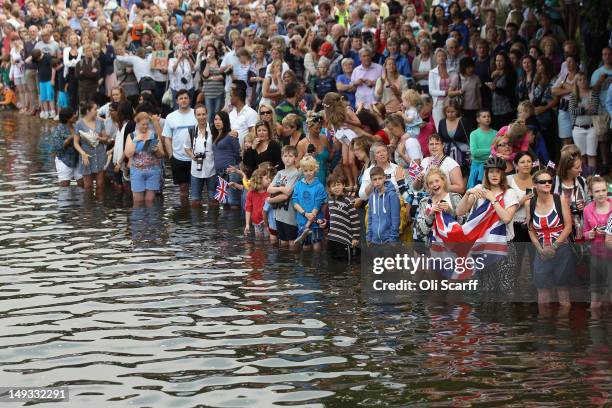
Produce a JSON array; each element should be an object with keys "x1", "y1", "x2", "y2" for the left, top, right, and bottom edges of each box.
[
  {"x1": 408, "y1": 160, "x2": 421, "y2": 180},
  {"x1": 532, "y1": 207, "x2": 563, "y2": 246},
  {"x1": 215, "y1": 177, "x2": 229, "y2": 203},
  {"x1": 532, "y1": 160, "x2": 540, "y2": 168},
  {"x1": 547, "y1": 160, "x2": 556, "y2": 170},
  {"x1": 430, "y1": 194, "x2": 507, "y2": 279}
]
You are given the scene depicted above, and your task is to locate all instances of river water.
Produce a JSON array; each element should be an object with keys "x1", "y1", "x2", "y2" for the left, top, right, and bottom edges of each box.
[{"x1": 0, "y1": 113, "x2": 611, "y2": 407}]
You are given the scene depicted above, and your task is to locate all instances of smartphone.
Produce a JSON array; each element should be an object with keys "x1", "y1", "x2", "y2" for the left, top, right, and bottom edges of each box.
[{"x1": 525, "y1": 188, "x2": 532, "y2": 195}]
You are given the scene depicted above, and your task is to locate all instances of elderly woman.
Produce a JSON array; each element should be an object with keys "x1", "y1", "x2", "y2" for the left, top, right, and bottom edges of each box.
[
  {"x1": 358, "y1": 142, "x2": 400, "y2": 200},
  {"x1": 375, "y1": 56, "x2": 409, "y2": 114}
]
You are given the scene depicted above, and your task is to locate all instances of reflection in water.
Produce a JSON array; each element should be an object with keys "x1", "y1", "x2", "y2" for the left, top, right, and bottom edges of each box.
[{"x1": 1, "y1": 112, "x2": 612, "y2": 407}]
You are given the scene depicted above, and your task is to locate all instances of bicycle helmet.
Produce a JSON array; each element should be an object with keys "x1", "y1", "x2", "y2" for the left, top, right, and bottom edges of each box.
[{"x1": 484, "y1": 156, "x2": 507, "y2": 170}]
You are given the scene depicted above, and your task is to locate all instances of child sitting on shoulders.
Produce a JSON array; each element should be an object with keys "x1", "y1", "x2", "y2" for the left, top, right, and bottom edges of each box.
[
  {"x1": 401, "y1": 89, "x2": 423, "y2": 139},
  {"x1": 292, "y1": 155, "x2": 328, "y2": 251},
  {"x1": 327, "y1": 171, "x2": 360, "y2": 261}
]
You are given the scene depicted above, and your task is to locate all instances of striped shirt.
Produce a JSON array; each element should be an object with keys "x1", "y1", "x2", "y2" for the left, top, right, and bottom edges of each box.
[{"x1": 328, "y1": 196, "x2": 360, "y2": 245}]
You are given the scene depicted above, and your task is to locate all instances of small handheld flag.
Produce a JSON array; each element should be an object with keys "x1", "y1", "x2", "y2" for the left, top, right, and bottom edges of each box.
[
  {"x1": 408, "y1": 160, "x2": 421, "y2": 180},
  {"x1": 532, "y1": 160, "x2": 540, "y2": 168},
  {"x1": 547, "y1": 160, "x2": 556, "y2": 169},
  {"x1": 215, "y1": 177, "x2": 229, "y2": 203}
]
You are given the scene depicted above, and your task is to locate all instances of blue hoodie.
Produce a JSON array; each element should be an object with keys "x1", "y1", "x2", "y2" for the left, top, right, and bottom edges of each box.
[
  {"x1": 292, "y1": 177, "x2": 328, "y2": 228},
  {"x1": 366, "y1": 181, "x2": 401, "y2": 244}
]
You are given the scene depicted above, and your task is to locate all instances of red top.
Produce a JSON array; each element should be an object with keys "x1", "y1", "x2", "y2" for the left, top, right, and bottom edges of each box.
[{"x1": 245, "y1": 190, "x2": 269, "y2": 225}]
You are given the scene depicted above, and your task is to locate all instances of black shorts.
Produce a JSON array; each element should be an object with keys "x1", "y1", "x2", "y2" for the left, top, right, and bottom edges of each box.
[
  {"x1": 328, "y1": 239, "x2": 361, "y2": 261},
  {"x1": 171, "y1": 157, "x2": 191, "y2": 185},
  {"x1": 276, "y1": 220, "x2": 297, "y2": 241}
]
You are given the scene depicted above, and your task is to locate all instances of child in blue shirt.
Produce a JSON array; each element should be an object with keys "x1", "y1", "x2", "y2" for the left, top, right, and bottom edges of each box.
[
  {"x1": 292, "y1": 155, "x2": 328, "y2": 251},
  {"x1": 366, "y1": 166, "x2": 401, "y2": 245}
]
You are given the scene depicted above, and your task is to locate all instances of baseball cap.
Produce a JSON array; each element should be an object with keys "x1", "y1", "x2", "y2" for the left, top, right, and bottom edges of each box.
[{"x1": 319, "y1": 42, "x2": 334, "y2": 57}]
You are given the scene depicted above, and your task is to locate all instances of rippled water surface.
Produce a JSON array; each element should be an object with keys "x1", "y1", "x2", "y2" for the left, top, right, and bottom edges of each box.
[{"x1": 1, "y1": 113, "x2": 612, "y2": 407}]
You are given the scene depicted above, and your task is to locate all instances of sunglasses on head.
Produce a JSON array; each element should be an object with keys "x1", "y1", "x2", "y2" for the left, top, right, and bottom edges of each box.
[{"x1": 535, "y1": 179, "x2": 553, "y2": 185}]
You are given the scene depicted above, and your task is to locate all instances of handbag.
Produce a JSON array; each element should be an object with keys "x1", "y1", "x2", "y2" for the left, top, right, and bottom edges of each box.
[
  {"x1": 162, "y1": 80, "x2": 173, "y2": 107},
  {"x1": 451, "y1": 74, "x2": 464, "y2": 107}
]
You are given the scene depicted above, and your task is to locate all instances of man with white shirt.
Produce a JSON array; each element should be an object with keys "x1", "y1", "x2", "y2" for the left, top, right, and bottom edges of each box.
[
  {"x1": 228, "y1": 81, "x2": 258, "y2": 147},
  {"x1": 162, "y1": 90, "x2": 197, "y2": 201},
  {"x1": 351, "y1": 47, "x2": 383, "y2": 109},
  {"x1": 115, "y1": 47, "x2": 155, "y2": 93}
]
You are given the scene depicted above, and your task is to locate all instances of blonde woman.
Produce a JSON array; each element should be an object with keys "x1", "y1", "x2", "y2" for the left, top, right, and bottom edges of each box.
[
  {"x1": 260, "y1": 60, "x2": 284, "y2": 107},
  {"x1": 428, "y1": 48, "x2": 456, "y2": 130},
  {"x1": 375, "y1": 56, "x2": 409, "y2": 114}
]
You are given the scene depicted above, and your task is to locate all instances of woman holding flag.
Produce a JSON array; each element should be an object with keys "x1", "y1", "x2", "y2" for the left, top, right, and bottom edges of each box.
[
  {"x1": 526, "y1": 169, "x2": 574, "y2": 310},
  {"x1": 455, "y1": 156, "x2": 520, "y2": 293},
  {"x1": 211, "y1": 110, "x2": 241, "y2": 209}
]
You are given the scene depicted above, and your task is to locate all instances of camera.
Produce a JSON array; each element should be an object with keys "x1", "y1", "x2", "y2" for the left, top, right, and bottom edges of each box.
[
  {"x1": 180, "y1": 77, "x2": 188, "y2": 85},
  {"x1": 307, "y1": 143, "x2": 316, "y2": 154},
  {"x1": 569, "y1": 202, "x2": 579, "y2": 215},
  {"x1": 195, "y1": 153, "x2": 206, "y2": 171}
]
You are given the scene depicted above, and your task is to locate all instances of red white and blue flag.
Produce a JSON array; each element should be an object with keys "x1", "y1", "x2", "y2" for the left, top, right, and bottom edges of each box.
[
  {"x1": 408, "y1": 160, "x2": 421, "y2": 180},
  {"x1": 215, "y1": 177, "x2": 229, "y2": 203},
  {"x1": 430, "y1": 194, "x2": 507, "y2": 279}
]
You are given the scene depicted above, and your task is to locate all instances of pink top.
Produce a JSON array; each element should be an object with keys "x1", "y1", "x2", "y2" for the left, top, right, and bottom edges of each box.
[
  {"x1": 489, "y1": 125, "x2": 529, "y2": 161},
  {"x1": 583, "y1": 199, "x2": 612, "y2": 258}
]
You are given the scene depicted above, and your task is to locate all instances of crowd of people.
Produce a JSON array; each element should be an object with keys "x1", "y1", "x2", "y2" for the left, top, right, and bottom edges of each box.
[{"x1": 3, "y1": 0, "x2": 612, "y2": 308}]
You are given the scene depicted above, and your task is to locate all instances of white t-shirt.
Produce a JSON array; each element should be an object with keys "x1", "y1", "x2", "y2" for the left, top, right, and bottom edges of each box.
[
  {"x1": 420, "y1": 155, "x2": 460, "y2": 185},
  {"x1": 229, "y1": 105, "x2": 258, "y2": 147},
  {"x1": 162, "y1": 108, "x2": 197, "y2": 162},
  {"x1": 473, "y1": 186, "x2": 519, "y2": 240},
  {"x1": 404, "y1": 138, "x2": 423, "y2": 161},
  {"x1": 184, "y1": 124, "x2": 215, "y2": 179},
  {"x1": 507, "y1": 174, "x2": 530, "y2": 223}
]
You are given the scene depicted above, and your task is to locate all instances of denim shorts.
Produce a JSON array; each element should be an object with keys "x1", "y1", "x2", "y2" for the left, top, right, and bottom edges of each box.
[
  {"x1": 533, "y1": 243, "x2": 576, "y2": 289},
  {"x1": 557, "y1": 109, "x2": 573, "y2": 139},
  {"x1": 131, "y1": 166, "x2": 161, "y2": 193},
  {"x1": 191, "y1": 175, "x2": 216, "y2": 200}
]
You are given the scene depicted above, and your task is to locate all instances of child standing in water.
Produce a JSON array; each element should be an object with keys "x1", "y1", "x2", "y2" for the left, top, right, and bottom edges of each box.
[
  {"x1": 292, "y1": 156, "x2": 328, "y2": 251},
  {"x1": 244, "y1": 168, "x2": 272, "y2": 239}
]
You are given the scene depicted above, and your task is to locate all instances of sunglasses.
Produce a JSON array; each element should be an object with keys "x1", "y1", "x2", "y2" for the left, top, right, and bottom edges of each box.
[
  {"x1": 259, "y1": 110, "x2": 272, "y2": 115},
  {"x1": 497, "y1": 142, "x2": 509, "y2": 148},
  {"x1": 535, "y1": 179, "x2": 553, "y2": 185},
  {"x1": 231, "y1": 12, "x2": 239, "y2": 16}
]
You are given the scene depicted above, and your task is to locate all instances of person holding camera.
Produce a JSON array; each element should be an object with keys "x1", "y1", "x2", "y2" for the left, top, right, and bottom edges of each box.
[
  {"x1": 184, "y1": 104, "x2": 216, "y2": 208},
  {"x1": 168, "y1": 44, "x2": 194, "y2": 109}
]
